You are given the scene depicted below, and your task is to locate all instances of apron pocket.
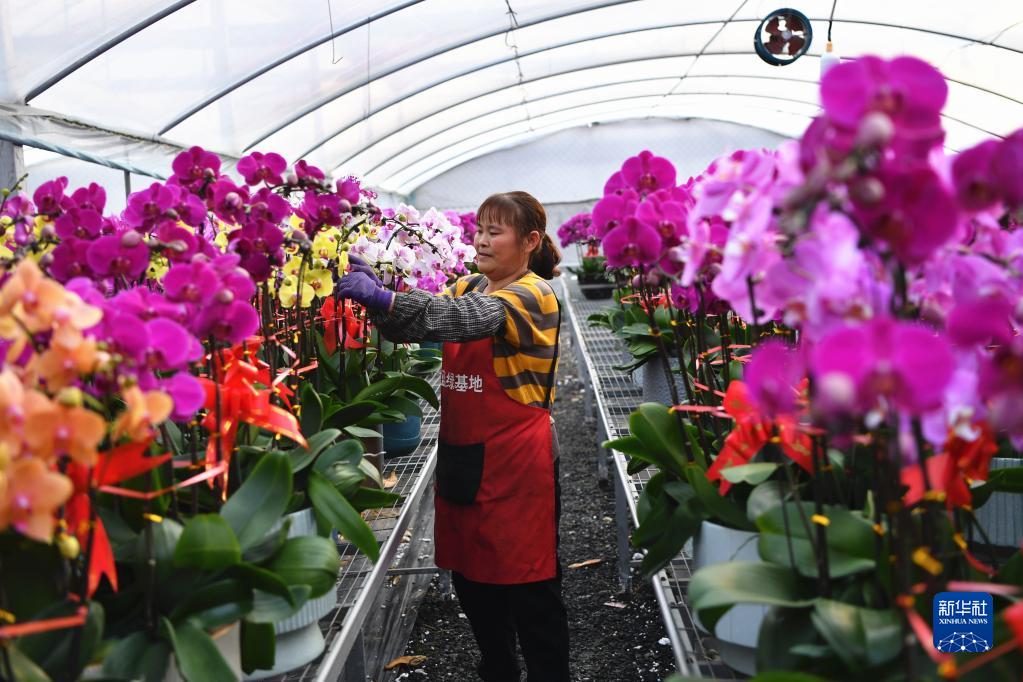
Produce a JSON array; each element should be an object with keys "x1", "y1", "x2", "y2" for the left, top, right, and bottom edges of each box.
[{"x1": 436, "y1": 441, "x2": 485, "y2": 505}]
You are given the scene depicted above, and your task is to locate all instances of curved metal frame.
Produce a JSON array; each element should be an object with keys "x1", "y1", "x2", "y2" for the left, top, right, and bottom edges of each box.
[
  {"x1": 372, "y1": 90, "x2": 822, "y2": 185},
  {"x1": 391, "y1": 99, "x2": 815, "y2": 193},
  {"x1": 25, "y1": 0, "x2": 198, "y2": 102},
  {"x1": 156, "y1": 0, "x2": 426, "y2": 134},
  {"x1": 244, "y1": 0, "x2": 645, "y2": 151},
  {"x1": 389, "y1": 98, "x2": 1002, "y2": 192},
  {"x1": 352, "y1": 72, "x2": 821, "y2": 176},
  {"x1": 293, "y1": 16, "x2": 1023, "y2": 162}
]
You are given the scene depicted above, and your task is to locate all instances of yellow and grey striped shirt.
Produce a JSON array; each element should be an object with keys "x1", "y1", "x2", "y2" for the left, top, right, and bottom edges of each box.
[
  {"x1": 370, "y1": 272, "x2": 560, "y2": 407},
  {"x1": 442, "y1": 273, "x2": 560, "y2": 407}
]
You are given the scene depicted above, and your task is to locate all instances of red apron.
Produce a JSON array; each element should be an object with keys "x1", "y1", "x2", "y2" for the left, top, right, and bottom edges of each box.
[{"x1": 434, "y1": 319, "x2": 559, "y2": 584}]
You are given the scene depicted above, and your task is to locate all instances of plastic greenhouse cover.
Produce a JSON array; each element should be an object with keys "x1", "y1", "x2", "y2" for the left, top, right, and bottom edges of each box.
[{"x1": 1, "y1": 0, "x2": 1021, "y2": 193}]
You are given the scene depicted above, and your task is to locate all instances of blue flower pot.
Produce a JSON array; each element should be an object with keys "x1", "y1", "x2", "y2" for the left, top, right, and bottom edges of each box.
[
  {"x1": 383, "y1": 414, "x2": 422, "y2": 456},
  {"x1": 420, "y1": 340, "x2": 444, "y2": 352}
]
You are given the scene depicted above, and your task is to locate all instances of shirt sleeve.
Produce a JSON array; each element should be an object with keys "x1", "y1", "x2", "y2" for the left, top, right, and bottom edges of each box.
[
  {"x1": 369, "y1": 288, "x2": 506, "y2": 343},
  {"x1": 487, "y1": 277, "x2": 560, "y2": 352}
]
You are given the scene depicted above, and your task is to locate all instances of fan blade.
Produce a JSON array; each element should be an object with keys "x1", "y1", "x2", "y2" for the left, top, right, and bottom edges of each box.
[
  {"x1": 785, "y1": 14, "x2": 806, "y2": 32},
  {"x1": 766, "y1": 34, "x2": 787, "y2": 54},
  {"x1": 765, "y1": 16, "x2": 783, "y2": 34},
  {"x1": 787, "y1": 35, "x2": 806, "y2": 54}
]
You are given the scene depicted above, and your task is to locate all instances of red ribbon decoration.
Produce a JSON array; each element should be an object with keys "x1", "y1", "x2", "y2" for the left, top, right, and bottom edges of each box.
[
  {"x1": 321, "y1": 297, "x2": 366, "y2": 354},
  {"x1": 900, "y1": 423, "x2": 998, "y2": 510},
  {"x1": 198, "y1": 351, "x2": 307, "y2": 491},
  {"x1": 64, "y1": 439, "x2": 172, "y2": 597},
  {"x1": 705, "y1": 381, "x2": 814, "y2": 495},
  {"x1": 0, "y1": 607, "x2": 88, "y2": 639}
]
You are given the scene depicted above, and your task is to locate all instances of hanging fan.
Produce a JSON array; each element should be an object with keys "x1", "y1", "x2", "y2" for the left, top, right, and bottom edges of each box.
[{"x1": 754, "y1": 8, "x2": 813, "y2": 66}]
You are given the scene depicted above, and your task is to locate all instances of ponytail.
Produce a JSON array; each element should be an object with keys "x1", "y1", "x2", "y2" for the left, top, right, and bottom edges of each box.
[
  {"x1": 529, "y1": 232, "x2": 562, "y2": 280},
  {"x1": 477, "y1": 190, "x2": 562, "y2": 280}
]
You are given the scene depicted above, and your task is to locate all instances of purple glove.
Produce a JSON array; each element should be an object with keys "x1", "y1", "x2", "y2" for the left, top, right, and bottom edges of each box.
[
  {"x1": 346, "y1": 254, "x2": 382, "y2": 286},
  {"x1": 337, "y1": 271, "x2": 394, "y2": 310}
]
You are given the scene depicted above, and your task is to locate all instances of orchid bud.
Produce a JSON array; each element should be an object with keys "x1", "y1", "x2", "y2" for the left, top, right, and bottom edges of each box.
[
  {"x1": 338, "y1": 198, "x2": 352, "y2": 214},
  {"x1": 165, "y1": 208, "x2": 179, "y2": 221},
  {"x1": 215, "y1": 289, "x2": 234, "y2": 305},
  {"x1": 203, "y1": 167, "x2": 217, "y2": 180},
  {"x1": 56, "y1": 532, "x2": 81, "y2": 560},
  {"x1": 850, "y1": 176, "x2": 885, "y2": 205},
  {"x1": 631, "y1": 274, "x2": 643, "y2": 290},
  {"x1": 167, "y1": 239, "x2": 188, "y2": 254},
  {"x1": 855, "y1": 112, "x2": 894, "y2": 149},
  {"x1": 38, "y1": 253, "x2": 53, "y2": 268},
  {"x1": 285, "y1": 172, "x2": 299, "y2": 186},
  {"x1": 39, "y1": 224, "x2": 56, "y2": 241},
  {"x1": 291, "y1": 229, "x2": 309, "y2": 242},
  {"x1": 224, "y1": 192, "x2": 242, "y2": 210},
  {"x1": 120, "y1": 230, "x2": 143, "y2": 248},
  {"x1": 56, "y1": 387, "x2": 84, "y2": 407},
  {"x1": 645, "y1": 270, "x2": 662, "y2": 287}
]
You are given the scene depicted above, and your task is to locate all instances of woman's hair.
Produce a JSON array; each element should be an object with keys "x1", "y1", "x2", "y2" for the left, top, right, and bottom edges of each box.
[{"x1": 476, "y1": 191, "x2": 562, "y2": 279}]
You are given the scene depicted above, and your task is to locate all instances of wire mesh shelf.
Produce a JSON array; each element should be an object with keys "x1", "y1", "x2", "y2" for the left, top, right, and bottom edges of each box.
[
  {"x1": 561, "y1": 275, "x2": 741, "y2": 680},
  {"x1": 270, "y1": 374, "x2": 441, "y2": 682}
]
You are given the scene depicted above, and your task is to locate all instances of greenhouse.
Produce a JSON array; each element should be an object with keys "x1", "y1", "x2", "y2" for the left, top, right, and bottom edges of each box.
[{"x1": 1, "y1": 0, "x2": 1022, "y2": 680}]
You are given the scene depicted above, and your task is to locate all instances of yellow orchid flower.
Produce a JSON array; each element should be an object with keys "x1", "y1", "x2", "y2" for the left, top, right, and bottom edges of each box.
[
  {"x1": 312, "y1": 229, "x2": 340, "y2": 260},
  {"x1": 283, "y1": 256, "x2": 304, "y2": 278},
  {"x1": 306, "y1": 268, "x2": 334, "y2": 298},
  {"x1": 279, "y1": 275, "x2": 314, "y2": 308},
  {"x1": 147, "y1": 256, "x2": 169, "y2": 282}
]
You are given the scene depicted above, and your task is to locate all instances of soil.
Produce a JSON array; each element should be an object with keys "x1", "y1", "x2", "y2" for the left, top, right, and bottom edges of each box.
[{"x1": 392, "y1": 323, "x2": 677, "y2": 681}]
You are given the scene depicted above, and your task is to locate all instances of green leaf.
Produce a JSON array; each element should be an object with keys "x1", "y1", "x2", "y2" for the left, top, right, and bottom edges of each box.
[
  {"x1": 619, "y1": 322, "x2": 655, "y2": 337},
  {"x1": 7, "y1": 644, "x2": 53, "y2": 682},
  {"x1": 242, "y1": 517, "x2": 291, "y2": 564},
  {"x1": 173, "y1": 514, "x2": 241, "y2": 570},
  {"x1": 685, "y1": 465, "x2": 753, "y2": 531},
  {"x1": 300, "y1": 383, "x2": 324, "y2": 434},
  {"x1": 628, "y1": 403, "x2": 687, "y2": 476},
  {"x1": 231, "y1": 562, "x2": 296, "y2": 605},
  {"x1": 309, "y1": 470, "x2": 380, "y2": 562},
  {"x1": 326, "y1": 401, "x2": 379, "y2": 430},
  {"x1": 349, "y1": 487, "x2": 403, "y2": 511},
  {"x1": 810, "y1": 599, "x2": 901, "y2": 669},
  {"x1": 265, "y1": 534, "x2": 341, "y2": 598},
  {"x1": 314, "y1": 330, "x2": 343, "y2": 389},
  {"x1": 353, "y1": 375, "x2": 439, "y2": 409},
  {"x1": 241, "y1": 620, "x2": 276, "y2": 674},
  {"x1": 757, "y1": 503, "x2": 876, "y2": 578},
  {"x1": 750, "y1": 673, "x2": 831, "y2": 682},
  {"x1": 168, "y1": 620, "x2": 238, "y2": 682},
  {"x1": 313, "y1": 439, "x2": 365, "y2": 472},
  {"x1": 746, "y1": 480, "x2": 787, "y2": 524},
  {"x1": 247, "y1": 585, "x2": 311, "y2": 623},
  {"x1": 169, "y1": 578, "x2": 251, "y2": 624},
  {"x1": 689, "y1": 560, "x2": 815, "y2": 632},
  {"x1": 756, "y1": 606, "x2": 824, "y2": 672},
  {"x1": 289, "y1": 428, "x2": 341, "y2": 473},
  {"x1": 17, "y1": 601, "x2": 103, "y2": 681},
  {"x1": 386, "y1": 394, "x2": 423, "y2": 418},
  {"x1": 101, "y1": 631, "x2": 172, "y2": 681},
  {"x1": 639, "y1": 498, "x2": 702, "y2": 578},
  {"x1": 720, "y1": 462, "x2": 779, "y2": 486},
  {"x1": 222, "y1": 450, "x2": 293, "y2": 550},
  {"x1": 344, "y1": 425, "x2": 381, "y2": 439}
]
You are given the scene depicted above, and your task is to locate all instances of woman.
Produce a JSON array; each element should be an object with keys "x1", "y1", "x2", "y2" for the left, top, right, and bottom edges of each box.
[{"x1": 337, "y1": 191, "x2": 570, "y2": 682}]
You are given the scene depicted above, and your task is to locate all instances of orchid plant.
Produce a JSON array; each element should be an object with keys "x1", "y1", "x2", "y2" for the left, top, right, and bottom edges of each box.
[
  {"x1": 595, "y1": 55, "x2": 1023, "y2": 679},
  {"x1": 0, "y1": 138, "x2": 472, "y2": 679}
]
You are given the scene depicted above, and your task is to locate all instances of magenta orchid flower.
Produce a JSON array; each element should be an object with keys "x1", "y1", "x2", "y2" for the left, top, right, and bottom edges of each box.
[
  {"x1": 601, "y1": 217, "x2": 662, "y2": 268},
  {"x1": 295, "y1": 160, "x2": 325, "y2": 182},
  {"x1": 54, "y1": 207, "x2": 103, "y2": 240},
  {"x1": 32, "y1": 177, "x2": 69, "y2": 218},
  {"x1": 810, "y1": 316, "x2": 955, "y2": 417},
  {"x1": 124, "y1": 183, "x2": 176, "y2": 233},
  {"x1": 238, "y1": 151, "x2": 287, "y2": 187},
  {"x1": 746, "y1": 338, "x2": 805, "y2": 418},
  {"x1": 86, "y1": 232, "x2": 150, "y2": 279},
  {"x1": 70, "y1": 183, "x2": 106, "y2": 214},
  {"x1": 171, "y1": 146, "x2": 221, "y2": 189},
  {"x1": 991, "y1": 128, "x2": 1023, "y2": 210},
  {"x1": 636, "y1": 192, "x2": 688, "y2": 249},
  {"x1": 621, "y1": 150, "x2": 676, "y2": 196},
  {"x1": 952, "y1": 140, "x2": 1001, "y2": 212},
  {"x1": 591, "y1": 190, "x2": 639, "y2": 239}
]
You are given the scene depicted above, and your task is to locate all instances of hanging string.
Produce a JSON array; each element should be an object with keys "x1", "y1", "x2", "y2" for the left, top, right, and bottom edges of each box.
[
  {"x1": 828, "y1": 0, "x2": 838, "y2": 42},
  {"x1": 326, "y1": 0, "x2": 345, "y2": 64},
  {"x1": 503, "y1": 0, "x2": 534, "y2": 132}
]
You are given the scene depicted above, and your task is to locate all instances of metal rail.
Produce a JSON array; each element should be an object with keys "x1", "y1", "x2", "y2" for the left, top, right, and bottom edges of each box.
[{"x1": 559, "y1": 276, "x2": 738, "y2": 679}]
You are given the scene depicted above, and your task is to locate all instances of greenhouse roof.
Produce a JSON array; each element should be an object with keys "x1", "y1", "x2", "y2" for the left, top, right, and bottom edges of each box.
[{"x1": 2, "y1": 0, "x2": 1022, "y2": 194}]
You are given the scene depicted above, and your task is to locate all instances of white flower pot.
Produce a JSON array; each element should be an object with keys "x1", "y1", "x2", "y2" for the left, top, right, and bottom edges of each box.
[
  {"x1": 244, "y1": 508, "x2": 337, "y2": 680},
  {"x1": 692, "y1": 520, "x2": 767, "y2": 676}
]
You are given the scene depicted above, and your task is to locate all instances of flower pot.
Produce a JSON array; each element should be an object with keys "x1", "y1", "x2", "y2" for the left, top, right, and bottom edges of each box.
[
  {"x1": 975, "y1": 457, "x2": 1023, "y2": 548},
  {"x1": 85, "y1": 624, "x2": 242, "y2": 681},
  {"x1": 383, "y1": 414, "x2": 422, "y2": 457},
  {"x1": 693, "y1": 520, "x2": 766, "y2": 676},
  {"x1": 419, "y1": 340, "x2": 444, "y2": 352},
  {"x1": 578, "y1": 281, "x2": 615, "y2": 299},
  {"x1": 641, "y1": 355, "x2": 686, "y2": 406},
  {"x1": 244, "y1": 509, "x2": 337, "y2": 680}
]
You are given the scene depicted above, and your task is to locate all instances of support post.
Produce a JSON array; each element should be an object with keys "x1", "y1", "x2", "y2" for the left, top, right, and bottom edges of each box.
[
  {"x1": 0, "y1": 139, "x2": 24, "y2": 192},
  {"x1": 613, "y1": 463, "x2": 632, "y2": 595}
]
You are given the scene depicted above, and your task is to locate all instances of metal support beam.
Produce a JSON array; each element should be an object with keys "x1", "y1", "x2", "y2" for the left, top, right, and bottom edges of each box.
[
  {"x1": 0, "y1": 138, "x2": 24, "y2": 191},
  {"x1": 0, "y1": 130, "x2": 165, "y2": 180},
  {"x1": 25, "y1": 1, "x2": 198, "y2": 102}
]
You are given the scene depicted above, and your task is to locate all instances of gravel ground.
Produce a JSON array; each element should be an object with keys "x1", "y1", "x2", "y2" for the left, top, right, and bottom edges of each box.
[{"x1": 394, "y1": 325, "x2": 677, "y2": 681}]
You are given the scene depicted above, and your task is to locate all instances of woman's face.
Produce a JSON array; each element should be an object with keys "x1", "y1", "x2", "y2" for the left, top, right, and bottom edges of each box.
[{"x1": 474, "y1": 220, "x2": 534, "y2": 279}]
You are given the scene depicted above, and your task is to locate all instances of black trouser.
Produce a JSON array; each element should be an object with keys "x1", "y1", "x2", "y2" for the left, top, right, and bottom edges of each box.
[
  {"x1": 451, "y1": 571, "x2": 570, "y2": 682},
  {"x1": 451, "y1": 457, "x2": 569, "y2": 682}
]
